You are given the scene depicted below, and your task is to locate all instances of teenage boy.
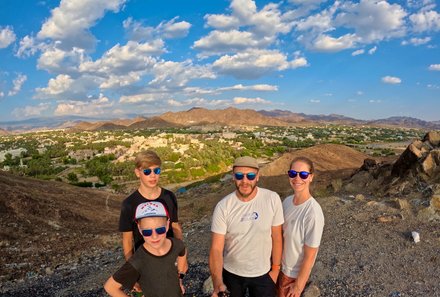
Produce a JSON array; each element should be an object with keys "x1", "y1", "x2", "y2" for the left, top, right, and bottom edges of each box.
[
  {"x1": 105, "y1": 201, "x2": 188, "y2": 297},
  {"x1": 119, "y1": 150, "x2": 183, "y2": 260}
]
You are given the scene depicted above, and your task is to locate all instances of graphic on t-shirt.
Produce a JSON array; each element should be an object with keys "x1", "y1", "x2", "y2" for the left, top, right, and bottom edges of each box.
[{"x1": 240, "y1": 212, "x2": 259, "y2": 222}]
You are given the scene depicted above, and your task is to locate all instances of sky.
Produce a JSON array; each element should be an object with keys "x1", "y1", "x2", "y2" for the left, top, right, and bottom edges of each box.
[{"x1": 0, "y1": 0, "x2": 439, "y2": 122}]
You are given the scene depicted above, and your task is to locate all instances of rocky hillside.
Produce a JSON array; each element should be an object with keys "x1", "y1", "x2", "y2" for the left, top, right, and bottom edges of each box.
[
  {"x1": 160, "y1": 107, "x2": 289, "y2": 127},
  {"x1": 0, "y1": 171, "x2": 124, "y2": 281}
]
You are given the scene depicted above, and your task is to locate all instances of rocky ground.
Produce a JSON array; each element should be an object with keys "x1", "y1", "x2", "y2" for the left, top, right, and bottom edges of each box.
[{"x1": 1, "y1": 140, "x2": 440, "y2": 297}]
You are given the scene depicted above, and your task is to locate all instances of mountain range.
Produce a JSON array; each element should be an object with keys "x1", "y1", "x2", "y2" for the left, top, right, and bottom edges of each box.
[{"x1": 1, "y1": 108, "x2": 439, "y2": 132}]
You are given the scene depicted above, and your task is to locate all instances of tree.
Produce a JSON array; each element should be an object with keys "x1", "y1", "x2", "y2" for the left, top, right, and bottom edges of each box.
[{"x1": 67, "y1": 172, "x2": 78, "y2": 183}]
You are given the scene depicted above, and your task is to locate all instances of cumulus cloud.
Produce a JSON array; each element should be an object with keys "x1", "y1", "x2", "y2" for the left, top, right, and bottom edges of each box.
[
  {"x1": 352, "y1": 49, "x2": 364, "y2": 56},
  {"x1": 429, "y1": 64, "x2": 440, "y2": 71},
  {"x1": 213, "y1": 49, "x2": 307, "y2": 79},
  {"x1": 54, "y1": 94, "x2": 114, "y2": 116},
  {"x1": 0, "y1": 26, "x2": 16, "y2": 48},
  {"x1": 12, "y1": 103, "x2": 50, "y2": 118},
  {"x1": 194, "y1": 0, "x2": 293, "y2": 57},
  {"x1": 368, "y1": 46, "x2": 377, "y2": 54},
  {"x1": 309, "y1": 33, "x2": 359, "y2": 52},
  {"x1": 233, "y1": 96, "x2": 271, "y2": 104},
  {"x1": 309, "y1": 99, "x2": 320, "y2": 103},
  {"x1": 401, "y1": 37, "x2": 432, "y2": 46},
  {"x1": 38, "y1": 0, "x2": 126, "y2": 50},
  {"x1": 149, "y1": 59, "x2": 215, "y2": 88},
  {"x1": 37, "y1": 47, "x2": 87, "y2": 74},
  {"x1": 35, "y1": 74, "x2": 100, "y2": 100},
  {"x1": 382, "y1": 76, "x2": 402, "y2": 84},
  {"x1": 409, "y1": 10, "x2": 440, "y2": 32},
  {"x1": 15, "y1": 35, "x2": 42, "y2": 58},
  {"x1": 8, "y1": 74, "x2": 27, "y2": 96},
  {"x1": 167, "y1": 98, "x2": 228, "y2": 107},
  {"x1": 218, "y1": 84, "x2": 278, "y2": 92},
  {"x1": 119, "y1": 93, "x2": 166, "y2": 104},
  {"x1": 123, "y1": 16, "x2": 191, "y2": 41}
]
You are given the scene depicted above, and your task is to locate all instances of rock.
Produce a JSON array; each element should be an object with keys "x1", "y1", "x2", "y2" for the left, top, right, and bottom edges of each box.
[
  {"x1": 421, "y1": 152, "x2": 436, "y2": 176},
  {"x1": 392, "y1": 198, "x2": 410, "y2": 210},
  {"x1": 360, "y1": 158, "x2": 377, "y2": 171},
  {"x1": 303, "y1": 284, "x2": 321, "y2": 297},
  {"x1": 331, "y1": 178, "x2": 342, "y2": 193},
  {"x1": 377, "y1": 215, "x2": 400, "y2": 223},
  {"x1": 417, "y1": 206, "x2": 440, "y2": 221},
  {"x1": 202, "y1": 276, "x2": 213, "y2": 295},
  {"x1": 431, "y1": 195, "x2": 440, "y2": 211},
  {"x1": 391, "y1": 141, "x2": 423, "y2": 177},
  {"x1": 355, "y1": 194, "x2": 365, "y2": 201},
  {"x1": 45, "y1": 267, "x2": 53, "y2": 275},
  {"x1": 423, "y1": 131, "x2": 440, "y2": 147}
]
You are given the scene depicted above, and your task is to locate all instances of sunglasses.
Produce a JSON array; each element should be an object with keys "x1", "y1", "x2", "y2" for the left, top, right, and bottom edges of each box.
[
  {"x1": 234, "y1": 172, "x2": 257, "y2": 181},
  {"x1": 143, "y1": 167, "x2": 161, "y2": 176},
  {"x1": 287, "y1": 170, "x2": 311, "y2": 179},
  {"x1": 140, "y1": 226, "x2": 167, "y2": 237}
]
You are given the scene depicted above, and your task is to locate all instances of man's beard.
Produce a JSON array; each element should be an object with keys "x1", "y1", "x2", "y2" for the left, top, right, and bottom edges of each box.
[{"x1": 235, "y1": 182, "x2": 257, "y2": 198}]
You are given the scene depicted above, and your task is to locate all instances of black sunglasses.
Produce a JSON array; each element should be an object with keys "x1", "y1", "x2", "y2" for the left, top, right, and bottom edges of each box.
[
  {"x1": 234, "y1": 172, "x2": 257, "y2": 181},
  {"x1": 287, "y1": 170, "x2": 310, "y2": 179},
  {"x1": 143, "y1": 167, "x2": 161, "y2": 176},
  {"x1": 140, "y1": 226, "x2": 167, "y2": 237}
]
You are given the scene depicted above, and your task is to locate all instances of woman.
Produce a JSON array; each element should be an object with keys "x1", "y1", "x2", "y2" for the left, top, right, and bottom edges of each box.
[{"x1": 278, "y1": 157, "x2": 324, "y2": 297}]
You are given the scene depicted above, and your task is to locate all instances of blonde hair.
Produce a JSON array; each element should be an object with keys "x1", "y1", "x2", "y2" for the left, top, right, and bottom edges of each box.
[
  {"x1": 290, "y1": 156, "x2": 315, "y2": 173},
  {"x1": 135, "y1": 150, "x2": 162, "y2": 169}
]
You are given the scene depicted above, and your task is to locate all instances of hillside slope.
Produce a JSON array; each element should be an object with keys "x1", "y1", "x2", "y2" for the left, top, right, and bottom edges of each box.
[{"x1": 0, "y1": 171, "x2": 124, "y2": 280}]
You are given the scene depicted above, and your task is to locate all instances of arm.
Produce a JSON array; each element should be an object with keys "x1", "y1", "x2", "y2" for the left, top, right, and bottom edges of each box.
[
  {"x1": 177, "y1": 250, "x2": 188, "y2": 294},
  {"x1": 269, "y1": 224, "x2": 283, "y2": 282},
  {"x1": 104, "y1": 277, "x2": 130, "y2": 297},
  {"x1": 209, "y1": 232, "x2": 227, "y2": 296},
  {"x1": 289, "y1": 245, "x2": 319, "y2": 297},
  {"x1": 121, "y1": 232, "x2": 134, "y2": 260},
  {"x1": 172, "y1": 222, "x2": 183, "y2": 240}
]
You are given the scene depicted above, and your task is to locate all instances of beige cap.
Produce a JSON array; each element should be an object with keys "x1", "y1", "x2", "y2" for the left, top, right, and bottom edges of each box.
[{"x1": 233, "y1": 156, "x2": 259, "y2": 169}]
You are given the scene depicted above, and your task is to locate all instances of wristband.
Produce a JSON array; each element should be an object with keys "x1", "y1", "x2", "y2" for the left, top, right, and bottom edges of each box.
[{"x1": 271, "y1": 264, "x2": 281, "y2": 271}]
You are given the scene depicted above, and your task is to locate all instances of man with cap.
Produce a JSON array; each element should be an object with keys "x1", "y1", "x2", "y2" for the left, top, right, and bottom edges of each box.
[
  {"x1": 105, "y1": 201, "x2": 188, "y2": 297},
  {"x1": 209, "y1": 156, "x2": 284, "y2": 297}
]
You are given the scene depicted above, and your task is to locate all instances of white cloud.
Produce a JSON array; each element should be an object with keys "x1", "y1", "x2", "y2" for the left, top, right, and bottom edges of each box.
[
  {"x1": 37, "y1": 47, "x2": 86, "y2": 74},
  {"x1": 8, "y1": 74, "x2": 27, "y2": 96},
  {"x1": 357, "y1": 91, "x2": 364, "y2": 96},
  {"x1": 310, "y1": 33, "x2": 359, "y2": 52},
  {"x1": 204, "y1": 14, "x2": 240, "y2": 29},
  {"x1": 401, "y1": 37, "x2": 432, "y2": 46},
  {"x1": 0, "y1": 26, "x2": 16, "y2": 49},
  {"x1": 195, "y1": 0, "x2": 293, "y2": 57},
  {"x1": 158, "y1": 17, "x2": 192, "y2": 39},
  {"x1": 382, "y1": 76, "x2": 402, "y2": 84},
  {"x1": 193, "y1": 30, "x2": 269, "y2": 56},
  {"x1": 429, "y1": 64, "x2": 440, "y2": 71},
  {"x1": 168, "y1": 98, "x2": 228, "y2": 107},
  {"x1": 233, "y1": 96, "x2": 271, "y2": 104},
  {"x1": 213, "y1": 49, "x2": 307, "y2": 79},
  {"x1": 15, "y1": 35, "x2": 43, "y2": 58},
  {"x1": 38, "y1": 0, "x2": 126, "y2": 50},
  {"x1": 309, "y1": 99, "x2": 320, "y2": 103},
  {"x1": 119, "y1": 93, "x2": 165, "y2": 104},
  {"x1": 149, "y1": 60, "x2": 215, "y2": 88},
  {"x1": 54, "y1": 94, "x2": 114, "y2": 116},
  {"x1": 410, "y1": 10, "x2": 440, "y2": 32},
  {"x1": 35, "y1": 74, "x2": 100, "y2": 100},
  {"x1": 368, "y1": 46, "x2": 377, "y2": 55},
  {"x1": 219, "y1": 84, "x2": 278, "y2": 91},
  {"x1": 12, "y1": 103, "x2": 50, "y2": 118},
  {"x1": 334, "y1": 1, "x2": 407, "y2": 43},
  {"x1": 123, "y1": 16, "x2": 191, "y2": 41},
  {"x1": 79, "y1": 41, "x2": 161, "y2": 76},
  {"x1": 369, "y1": 99, "x2": 382, "y2": 103},
  {"x1": 352, "y1": 49, "x2": 364, "y2": 56}
]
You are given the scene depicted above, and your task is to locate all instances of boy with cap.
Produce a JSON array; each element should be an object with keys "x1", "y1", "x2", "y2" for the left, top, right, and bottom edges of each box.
[
  {"x1": 105, "y1": 201, "x2": 188, "y2": 297},
  {"x1": 209, "y1": 156, "x2": 284, "y2": 297}
]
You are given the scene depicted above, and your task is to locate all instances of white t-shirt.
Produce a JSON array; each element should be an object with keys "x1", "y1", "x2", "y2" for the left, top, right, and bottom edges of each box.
[
  {"x1": 211, "y1": 187, "x2": 284, "y2": 277},
  {"x1": 281, "y1": 195, "x2": 324, "y2": 278}
]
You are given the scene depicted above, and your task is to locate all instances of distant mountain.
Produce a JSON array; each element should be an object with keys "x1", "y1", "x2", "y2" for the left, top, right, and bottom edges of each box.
[
  {"x1": 127, "y1": 116, "x2": 181, "y2": 129},
  {"x1": 159, "y1": 107, "x2": 289, "y2": 126},
  {"x1": 258, "y1": 110, "x2": 364, "y2": 125},
  {"x1": 0, "y1": 115, "x2": 100, "y2": 131},
  {"x1": 367, "y1": 117, "x2": 440, "y2": 130}
]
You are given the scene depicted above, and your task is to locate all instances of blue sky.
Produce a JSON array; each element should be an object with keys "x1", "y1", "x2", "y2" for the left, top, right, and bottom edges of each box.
[{"x1": 0, "y1": 0, "x2": 439, "y2": 122}]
